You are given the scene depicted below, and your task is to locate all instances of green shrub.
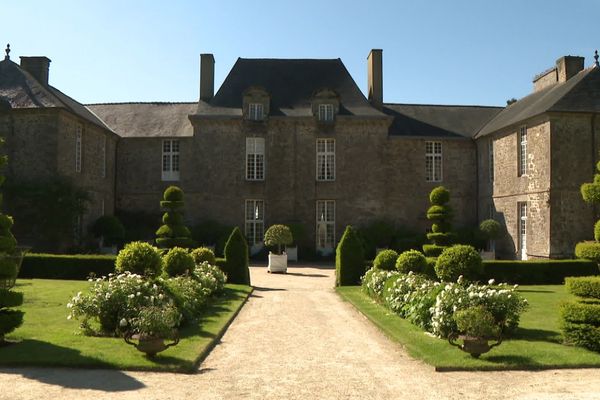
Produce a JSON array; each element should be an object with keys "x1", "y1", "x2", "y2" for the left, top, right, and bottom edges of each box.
[
  {"x1": 561, "y1": 301, "x2": 600, "y2": 325},
  {"x1": 223, "y1": 227, "x2": 250, "y2": 285},
  {"x1": 429, "y1": 186, "x2": 450, "y2": 205},
  {"x1": 263, "y1": 224, "x2": 293, "y2": 255},
  {"x1": 561, "y1": 321, "x2": 600, "y2": 352},
  {"x1": 479, "y1": 219, "x2": 502, "y2": 241},
  {"x1": 335, "y1": 225, "x2": 366, "y2": 286},
  {"x1": 115, "y1": 241, "x2": 162, "y2": 278},
  {"x1": 396, "y1": 250, "x2": 427, "y2": 274},
  {"x1": 90, "y1": 215, "x2": 125, "y2": 246},
  {"x1": 358, "y1": 220, "x2": 396, "y2": 257},
  {"x1": 190, "y1": 247, "x2": 216, "y2": 265},
  {"x1": 20, "y1": 253, "x2": 116, "y2": 280},
  {"x1": 435, "y1": 245, "x2": 482, "y2": 282},
  {"x1": 575, "y1": 241, "x2": 600, "y2": 264},
  {"x1": 581, "y1": 182, "x2": 600, "y2": 204},
  {"x1": 155, "y1": 186, "x2": 194, "y2": 248},
  {"x1": 373, "y1": 249, "x2": 399, "y2": 271},
  {"x1": 162, "y1": 247, "x2": 195, "y2": 277},
  {"x1": 424, "y1": 257, "x2": 437, "y2": 279},
  {"x1": 595, "y1": 221, "x2": 600, "y2": 242},
  {"x1": 565, "y1": 276, "x2": 600, "y2": 299},
  {"x1": 190, "y1": 220, "x2": 232, "y2": 257},
  {"x1": 482, "y1": 260, "x2": 599, "y2": 284},
  {"x1": 163, "y1": 186, "x2": 184, "y2": 201},
  {"x1": 422, "y1": 244, "x2": 445, "y2": 258},
  {"x1": 454, "y1": 306, "x2": 501, "y2": 338},
  {"x1": 192, "y1": 261, "x2": 227, "y2": 295},
  {"x1": 160, "y1": 275, "x2": 207, "y2": 323}
]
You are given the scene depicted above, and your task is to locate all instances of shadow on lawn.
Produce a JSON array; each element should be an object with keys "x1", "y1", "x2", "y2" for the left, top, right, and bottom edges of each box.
[
  {"x1": 485, "y1": 354, "x2": 538, "y2": 366},
  {"x1": 514, "y1": 327, "x2": 561, "y2": 343},
  {"x1": 0, "y1": 340, "x2": 145, "y2": 391}
]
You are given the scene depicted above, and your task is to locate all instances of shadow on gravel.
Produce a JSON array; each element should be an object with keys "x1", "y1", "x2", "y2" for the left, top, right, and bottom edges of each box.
[
  {"x1": 253, "y1": 286, "x2": 287, "y2": 292},
  {"x1": 284, "y1": 272, "x2": 329, "y2": 278}
]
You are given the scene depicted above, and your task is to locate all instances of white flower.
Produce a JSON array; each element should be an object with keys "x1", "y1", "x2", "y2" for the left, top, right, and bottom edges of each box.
[
  {"x1": 488, "y1": 279, "x2": 495, "y2": 285},
  {"x1": 128, "y1": 294, "x2": 135, "y2": 299},
  {"x1": 119, "y1": 318, "x2": 128, "y2": 327},
  {"x1": 67, "y1": 315, "x2": 72, "y2": 320}
]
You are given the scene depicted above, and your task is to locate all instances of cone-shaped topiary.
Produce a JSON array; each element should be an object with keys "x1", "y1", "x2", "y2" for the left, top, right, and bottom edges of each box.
[
  {"x1": 223, "y1": 227, "x2": 250, "y2": 285},
  {"x1": 155, "y1": 186, "x2": 194, "y2": 248},
  {"x1": 335, "y1": 225, "x2": 365, "y2": 286},
  {"x1": 263, "y1": 224, "x2": 293, "y2": 255},
  {"x1": 423, "y1": 186, "x2": 453, "y2": 257},
  {"x1": 0, "y1": 139, "x2": 23, "y2": 344},
  {"x1": 575, "y1": 162, "x2": 600, "y2": 264}
]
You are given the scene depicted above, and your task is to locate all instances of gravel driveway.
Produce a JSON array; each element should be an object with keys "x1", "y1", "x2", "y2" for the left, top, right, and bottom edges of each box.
[{"x1": 1, "y1": 265, "x2": 599, "y2": 400}]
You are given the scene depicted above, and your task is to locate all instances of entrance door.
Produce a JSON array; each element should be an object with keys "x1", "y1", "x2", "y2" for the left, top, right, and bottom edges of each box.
[
  {"x1": 316, "y1": 200, "x2": 335, "y2": 256},
  {"x1": 518, "y1": 202, "x2": 527, "y2": 260}
]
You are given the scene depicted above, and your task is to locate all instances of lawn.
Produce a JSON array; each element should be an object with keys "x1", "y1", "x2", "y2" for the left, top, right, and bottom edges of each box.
[
  {"x1": 0, "y1": 279, "x2": 252, "y2": 373},
  {"x1": 337, "y1": 285, "x2": 600, "y2": 371}
]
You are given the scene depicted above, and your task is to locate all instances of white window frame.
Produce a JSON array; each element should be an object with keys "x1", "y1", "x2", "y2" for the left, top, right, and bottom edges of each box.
[
  {"x1": 316, "y1": 200, "x2": 335, "y2": 254},
  {"x1": 518, "y1": 202, "x2": 527, "y2": 260},
  {"x1": 246, "y1": 137, "x2": 265, "y2": 181},
  {"x1": 488, "y1": 138, "x2": 494, "y2": 183},
  {"x1": 425, "y1": 141, "x2": 443, "y2": 182},
  {"x1": 162, "y1": 139, "x2": 180, "y2": 181},
  {"x1": 318, "y1": 104, "x2": 334, "y2": 122},
  {"x1": 248, "y1": 103, "x2": 264, "y2": 121},
  {"x1": 75, "y1": 124, "x2": 82, "y2": 173},
  {"x1": 245, "y1": 199, "x2": 264, "y2": 246},
  {"x1": 101, "y1": 136, "x2": 107, "y2": 179},
  {"x1": 518, "y1": 126, "x2": 527, "y2": 176},
  {"x1": 316, "y1": 138, "x2": 335, "y2": 181}
]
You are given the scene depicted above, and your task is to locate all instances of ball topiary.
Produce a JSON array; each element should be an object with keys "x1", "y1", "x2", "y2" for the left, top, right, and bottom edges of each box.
[
  {"x1": 263, "y1": 224, "x2": 293, "y2": 255},
  {"x1": 190, "y1": 247, "x2": 216, "y2": 265},
  {"x1": 336, "y1": 225, "x2": 366, "y2": 286},
  {"x1": 162, "y1": 247, "x2": 195, "y2": 277},
  {"x1": 396, "y1": 249, "x2": 427, "y2": 274},
  {"x1": 373, "y1": 249, "x2": 399, "y2": 271},
  {"x1": 429, "y1": 186, "x2": 450, "y2": 205},
  {"x1": 479, "y1": 219, "x2": 502, "y2": 241},
  {"x1": 163, "y1": 186, "x2": 184, "y2": 202},
  {"x1": 435, "y1": 245, "x2": 483, "y2": 282},
  {"x1": 155, "y1": 186, "x2": 194, "y2": 248},
  {"x1": 115, "y1": 241, "x2": 162, "y2": 277}
]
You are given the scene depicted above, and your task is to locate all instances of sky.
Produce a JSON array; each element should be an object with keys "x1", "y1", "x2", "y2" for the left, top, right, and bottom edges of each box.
[{"x1": 2, "y1": 0, "x2": 599, "y2": 106}]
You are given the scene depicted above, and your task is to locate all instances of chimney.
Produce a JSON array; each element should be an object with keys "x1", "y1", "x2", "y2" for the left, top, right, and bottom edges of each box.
[
  {"x1": 367, "y1": 49, "x2": 383, "y2": 109},
  {"x1": 200, "y1": 53, "x2": 215, "y2": 101},
  {"x1": 19, "y1": 56, "x2": 51, "y2": 86},
  {"x1": 556, "y1": 55, "x2": 584, "y2": 83}
]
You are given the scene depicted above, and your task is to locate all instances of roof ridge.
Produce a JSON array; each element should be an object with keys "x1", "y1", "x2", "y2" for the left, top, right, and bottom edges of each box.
[
  {"x1": 238, "y1": 57, "x2": 341, "y2": 62},
  {"x1": 86, "y1": 101, "x2": 197, "y2": 106},
  {"x1": 384, "y1": 102, "x2": 503, "y2": 109}
]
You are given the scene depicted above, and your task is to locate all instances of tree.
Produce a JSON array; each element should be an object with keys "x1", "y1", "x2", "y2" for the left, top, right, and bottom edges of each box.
[
  {"x1": 335, "y1": 225, "x2": 365, "y2": 286},
  {"x1": 263, "y1": 224, "x2": 293, "y2": 255},
  {"x1": 423, "y1": 186, "x2": 453, "y2": 257},
  {"x1": 155, "y1": 186, "x2": 194, "y2": 248}
]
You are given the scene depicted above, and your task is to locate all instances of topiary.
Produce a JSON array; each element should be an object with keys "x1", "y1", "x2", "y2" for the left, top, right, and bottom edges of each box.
[
  {"x1": 162, "y1": 247, "x2": 195, "y2": 277},
  {"x1": 222, "y1": 227, "x2": 250, "y2": 285},
  {"x1": 91, "y1": 215, "x2": 125, "y2": 247},
  {"x1": 576, "y1": 162, "x2": 600, "y2": 264},
  {"x1": 396, "y1": 250, "x2": 427, "y2": 274},
  {"x1": 423, "y1": 186, "x2": 453, "y2": 257},
  {"x1": 561, "y1": 276, "x2": 600, "y2": 352},
  {"x1": 155, "y1": 186, "x2": 194, "y2": 249},
  {"x1": 190, "y1": 247, "x2": 216, "y2": 265},
  {"x1": 595, "y1": 220, "x2": 600, "y2": 243},
  {"x1": 435, "y1": 245, "x2": 483, "y2": 282},
  {"x1": 115, "y1": 241, "x2": 162, "y2": 278},
  {"x1": 479, "y1": 219, "x2": 502, "y2": 241},
  {"x1": 263, "y1": 224, "x2": 293, "y2": 255},
  {"x1": 575, "y1": 241, "x2": 600, "y2": 264},
  {"x1": 373, "y1": 249, "x2": 399, "y2": 271},
  {"x1": 335, "y1": 225, "x2": 366, "y2": 286}
]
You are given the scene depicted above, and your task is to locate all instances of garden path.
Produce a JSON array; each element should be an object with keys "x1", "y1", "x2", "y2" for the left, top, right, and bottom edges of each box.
[{"x1": 1, "y1": 264, "x2": 600, "y2": 400}]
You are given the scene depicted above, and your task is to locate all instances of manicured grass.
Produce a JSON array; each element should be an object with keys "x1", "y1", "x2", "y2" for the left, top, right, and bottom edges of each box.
[
  {"x1": 337, "y1": 285, "x2": 600, "y2": 371},
  {"x1": 0, "y1": 279, "x2": 252, "y2": 373}
]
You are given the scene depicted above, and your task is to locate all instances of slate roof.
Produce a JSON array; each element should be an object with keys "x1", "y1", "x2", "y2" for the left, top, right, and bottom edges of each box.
[
  {"x1": 0, "y1": 58, "x2": 114, "y2": 133},
  {"x1": 86, "y1": 103, "x2": 197, "y2": 138},
  {"x1": 196, "y1": 58, "x2": 386, "y2": 118},
  {"x1": 476, "y1": 66, "x2": 600, "y2": 137},
  {"x1": 383, "y1": 104, "x2": 502, "y2": 138}
]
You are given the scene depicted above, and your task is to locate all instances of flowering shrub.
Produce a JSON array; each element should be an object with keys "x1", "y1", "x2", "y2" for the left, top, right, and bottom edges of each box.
[
  {"x1": 67, "y1": 272, "x2": 173, "y2": 335},
  {"x1": 361, "y1": 267, "x2": 399, "y2": 300},
  {"x1": 160, "y1": 276, "x2": 208, "y2": 322},
  {"x1": 431, "y1": 278, "x2": 528, "y2": 338},
  {"x1": 193, "y1": 261, "x2": 226, "y2": 295},
  {"x1": 130, "y1": 304, "x2": 181, "y2": 338},
  {"x1": 454, "y1": 305, "x2": 501, "y2": 338}
]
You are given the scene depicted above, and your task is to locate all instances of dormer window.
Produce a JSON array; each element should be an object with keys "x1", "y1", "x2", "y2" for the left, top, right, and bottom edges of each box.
[
  {"x1": 318, "y1": 104, "x2": 334, "y2": 122},
  {"x1": 248, "y1": 103, "x2": 264, "y2": 121}
]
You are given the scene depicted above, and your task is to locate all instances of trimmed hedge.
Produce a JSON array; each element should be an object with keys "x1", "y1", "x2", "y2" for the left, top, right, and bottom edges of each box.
[
  {"x1": 336, "y1": 225, "x2": 366, "y2": 286},
  {"x1": 561, "y1": 322, "x2": 600, "y2": 352},
  {"x1": 561, "y1": 301, "x2": 600, "y2": 325},
  {"x1": 222, "y1": 227, "x2": 250, "y2": 285},
  {"x1": 575, "y1": 241, "x2": 600, "y2": 264},
  {"x1": 483, "y1": 260, "x2": 599, "y2": 285},
  {"x1": 565, "y1": 276, "x2": 600, "y2": 299},
  {"x1": 19, "y1": 253, "x2": 116, "y2": 280}
]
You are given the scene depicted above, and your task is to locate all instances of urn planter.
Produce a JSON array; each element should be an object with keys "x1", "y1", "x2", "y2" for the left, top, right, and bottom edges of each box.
[
  {"x1": 124, "y1": 332, "x2": 179, "y2": 357},
  {"x1": 448, "y1": 334, "x2": 502, "y2": 358},
  {"x1": 267, "y1": 252, "x2": 288, "y2": 273}
]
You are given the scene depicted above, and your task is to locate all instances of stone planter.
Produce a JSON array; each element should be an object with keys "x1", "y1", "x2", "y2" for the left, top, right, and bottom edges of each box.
[
  {"x1": 267, "y1": 252, "x2": 288, "y2": 273},
  {"x1": 285, "y1": 246, "x2": 298, "y2": 262},
  {"x1": 449, "y1": 334, "x2": 502, "y2": 358},
  {"x1": 0, "y1": 247, "x2": 29, "y2": 290},
  {"x1": 124, "y1": 332, "x2": 179, "y2": 357},
  {"x1": 480, "y1": 250, "x2": 495, "y2": 260}
]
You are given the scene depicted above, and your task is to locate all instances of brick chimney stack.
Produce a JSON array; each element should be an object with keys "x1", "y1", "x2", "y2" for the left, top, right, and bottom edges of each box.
[
  {"x1": 367, "y1": 49, "x2": 383, "y2": 109},
  {"x1": 20, "y1": 56, "x2": 51, "y2": 86},
  {"x1": 200, "y1": 53, "x2": 215, "y2": 101}
]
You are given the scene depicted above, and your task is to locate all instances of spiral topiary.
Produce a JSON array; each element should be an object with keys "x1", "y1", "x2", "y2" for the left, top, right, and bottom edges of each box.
[
  {"x1": 575, "y1": 162, "x2": 600, "y2": 264},
  {"x1": 155, "y1": 186, "x2": 194, "y2": 248},
  {"x1": 162, "y1": 247, "x2": 195, "y2": 277},
  {"x1": 423, "y1": 186, "x2": 453, "y2": 257},
  {"x1": 190, "y1": 247, "x2": 216, "y2": 265},
  {"x1": 0, "y1": 140, "x2": 23, "y2": 344}
]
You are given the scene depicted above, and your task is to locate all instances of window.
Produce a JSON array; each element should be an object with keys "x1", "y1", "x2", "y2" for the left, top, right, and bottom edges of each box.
[
  {"x1": 518, "y1": 126, "x2": 527, "y2": 176},
  {"x1": 316, "y1": 200, "x2": 335, "y2": 253},
  {"x1": 245, "y1": 200, "x2": 264, "y2": 246},
  {"x1": 75, "y1": 124, "x2": 82, "y2": 173},
  {"x1": 248, "y1": 103, "x2": 264, "y2": 121},
  {"x1": 488, "y1": 138, "x2": 494, "y2": 183},
  {"x1": 162, "y1": 139, "x2": 180, "y2": 181},
  {"x1": 318, "y1": 104, "x2": 334, "y2": 122},
  {"x1": 246, "y1": 137, "x2": 265, "y2": 181},
  {"x1": 425, "y1": 141, "x2": 442, "y2": 182},
  {"x1": 316, "y1": 138, "x2": 335, "y2": 181},
  {"x1": 518, "y1": 202, "x2": 527, "y2": 260},
  {"x1": 101, "y1": 136, "x2": 107, "y2": 179}
]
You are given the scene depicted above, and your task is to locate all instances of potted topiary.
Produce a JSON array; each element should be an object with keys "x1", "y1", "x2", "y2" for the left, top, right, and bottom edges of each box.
[
  {"x1": 124, "y1": 305, "x2": 181, "y2": 357},
  {"x1": 478, "y1": 219, "x2": 502, "y2": 260},
  {"x1": 91, "y1": 215, "x2": 125, "y2": 254},
  {"x1": 448, "y1": 306, "x2": 502, "y2": 358},
  {"x1": 264, "y1": 224, "x2": 293, "y2": 273}
]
